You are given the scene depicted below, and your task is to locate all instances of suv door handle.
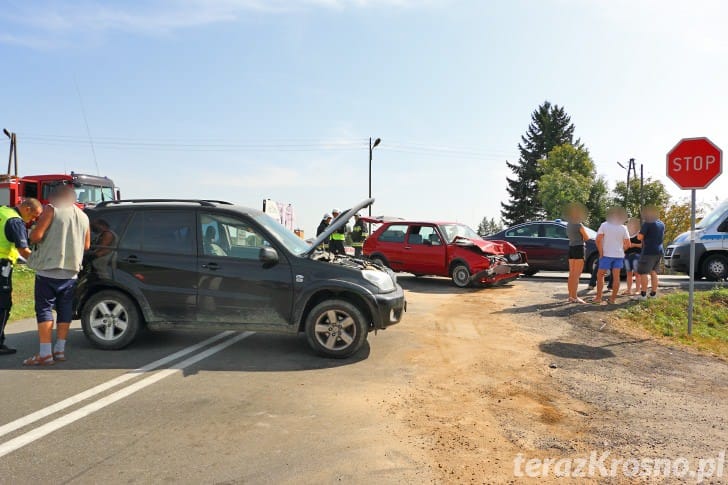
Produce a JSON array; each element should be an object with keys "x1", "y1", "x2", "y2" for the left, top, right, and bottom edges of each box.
[
  {"x1": 124, "y1": 255, "x2": 139, "y2": 264},
  {"x1": 202, "y1": 262, "x2": 219, "y2": 271}
]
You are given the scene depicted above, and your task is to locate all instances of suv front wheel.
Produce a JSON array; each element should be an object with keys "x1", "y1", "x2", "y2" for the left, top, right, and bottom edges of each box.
[
  {"x1": 304, "y1": 299, "x2": 368, "y2": 358},
  {"x1": 81, "y1": 290, "x2": 142, "y2": 350}
]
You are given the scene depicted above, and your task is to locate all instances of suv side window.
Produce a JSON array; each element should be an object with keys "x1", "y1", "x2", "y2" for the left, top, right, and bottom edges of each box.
[
  {"x1": 407, "y1": 225, "x2": 442, "y2": 246},
  {"x1": 90, "y1": 210, "x2": 130, "y2": 249},
  {"x1": 200, "y1": 213, "x2": 271, "y2": 260},
  {"x1": 120, "y1": 210, "x2": 195, "y2": 255},
  {"x1": 506, "y1": 224, "x2": 540, "y2": 238},
  {"x1": 378, "y1": 224, "x2": 408, "y2": 243},
  {"x1": 543, "y1": 224, "x2": 567, "y2": 239}
]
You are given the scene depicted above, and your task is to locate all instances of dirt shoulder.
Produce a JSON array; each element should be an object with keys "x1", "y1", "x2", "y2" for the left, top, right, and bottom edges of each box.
[{"x1": 386, "y1": 276, "x2": 728, "y2": 483}]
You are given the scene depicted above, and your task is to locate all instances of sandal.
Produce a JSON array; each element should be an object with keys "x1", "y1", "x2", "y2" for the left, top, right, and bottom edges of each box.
[
  {"x1": 23, "y1": 354, "x2": 55, "y2": 366},
  {"x1": 53, "y1": 351, "x2": 66, "y2": 362}
]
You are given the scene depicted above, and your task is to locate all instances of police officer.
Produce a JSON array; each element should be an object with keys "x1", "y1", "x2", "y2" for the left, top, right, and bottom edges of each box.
[
  {"x1": 316, "y1": 213, "x2": 332, "y2": 251},
  {"x1": 0, "y1": 198, "x2": 43, "y2": 355},
  {"x1": 328, "y1": 208, "x2": 347, "y2": 255},
  {"x1": 350, "y1": 212, "x2": 368, "y2": 257}
]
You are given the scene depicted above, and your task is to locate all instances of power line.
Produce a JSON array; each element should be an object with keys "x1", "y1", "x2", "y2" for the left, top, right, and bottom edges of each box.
[
  {"x1": 10, "y1": 132, "x2": 514, "y2": 161},
  {"x1": 73, "y1": 76, "x2": 100, "y2": 176}
]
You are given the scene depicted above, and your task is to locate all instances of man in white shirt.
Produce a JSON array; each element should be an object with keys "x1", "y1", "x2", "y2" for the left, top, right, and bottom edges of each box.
[{"x1": 594, "y1": 207, "x2": 630, "y2": 305}]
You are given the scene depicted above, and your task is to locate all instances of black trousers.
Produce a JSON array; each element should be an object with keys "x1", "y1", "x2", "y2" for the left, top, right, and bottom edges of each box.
[
  {"x1": 329, "y1": 240, "x2": 345, "y2": 255},
  {"x1": 0, "y1": 260, "x2": 13, "y2": 345}
]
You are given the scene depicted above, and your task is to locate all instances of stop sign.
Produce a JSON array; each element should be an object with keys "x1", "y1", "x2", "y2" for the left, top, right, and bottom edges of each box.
[{"x1": 666, "y1": 137, "x2": 723, "y2": 189}]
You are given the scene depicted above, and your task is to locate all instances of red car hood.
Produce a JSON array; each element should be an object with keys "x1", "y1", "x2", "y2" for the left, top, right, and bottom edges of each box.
[{"x1": 453, "y1": 237, "x2": 517, "y2": 255}]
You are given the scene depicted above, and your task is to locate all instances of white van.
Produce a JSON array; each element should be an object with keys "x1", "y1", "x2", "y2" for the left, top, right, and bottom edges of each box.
[{"x1": 664, "y1": 199, "x2": 728, "y2": 280}]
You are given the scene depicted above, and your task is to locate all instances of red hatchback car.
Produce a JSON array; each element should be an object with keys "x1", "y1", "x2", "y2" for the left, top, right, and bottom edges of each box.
[{"x1": 362, "y1": 219, "x2": 528, "y2": 287}]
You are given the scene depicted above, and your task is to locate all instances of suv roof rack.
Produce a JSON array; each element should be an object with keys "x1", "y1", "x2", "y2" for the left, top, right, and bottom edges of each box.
[{"x1": 95, "y1": 199, "x2": 233, "y2": 208}]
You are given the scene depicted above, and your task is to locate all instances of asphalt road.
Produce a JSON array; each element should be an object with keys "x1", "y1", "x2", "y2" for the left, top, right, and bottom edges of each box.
[
  {"x1": 0, "y1": 272, "x2": 723, "y2": 484},
  {"x1": 0, "y1": 318, "x2": 423, "y2": 483}
]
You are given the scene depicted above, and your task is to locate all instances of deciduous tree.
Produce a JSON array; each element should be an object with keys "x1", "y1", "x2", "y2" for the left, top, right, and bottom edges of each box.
[
  {"x1": 613, "y1": 178, "x2": 671, "y2": 218},
  {"x1": 537, "y1": 144, "x2": 608, "y2": 228}
]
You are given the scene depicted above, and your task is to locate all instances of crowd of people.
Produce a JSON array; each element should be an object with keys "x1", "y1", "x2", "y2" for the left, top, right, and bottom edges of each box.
[
  {"x1": 566, "y1": 203, "x2": 666, "y2": 305},
  {"x1": 0, "y1": 185, "x2": 90, "y2": 365}
]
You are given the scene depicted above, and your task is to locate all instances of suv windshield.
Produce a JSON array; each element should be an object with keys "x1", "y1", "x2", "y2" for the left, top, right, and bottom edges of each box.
[
  {"x1": 696, "y1": 199, "x2": 728, "y2": 229},
  {"x1": 439, "y1": 223, "x2": 480, "y2": 243},
  {"x1": 254, "y1": 213, "x2": 310, "y2": 256}
]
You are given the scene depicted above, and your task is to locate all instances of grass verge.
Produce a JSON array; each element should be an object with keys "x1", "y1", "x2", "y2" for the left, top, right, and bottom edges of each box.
[
  {"x1": 618, "y1": 287, "x2": 728, "y2": 358},
  {"x1": 10, "y1": 265, "x2": 36, "y2": 322}
]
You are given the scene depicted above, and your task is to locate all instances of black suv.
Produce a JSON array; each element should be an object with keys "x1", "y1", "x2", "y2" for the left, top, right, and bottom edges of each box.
[{"x1": 75, "y1": 198, "x2": 405, "y2": 358}]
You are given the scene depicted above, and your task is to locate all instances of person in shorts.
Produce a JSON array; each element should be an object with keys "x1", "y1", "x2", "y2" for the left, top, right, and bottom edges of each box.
[
  {"x1": 623, "y1": 217, "x2": 642, "y2": 295},
  {"x1": 23, "y1": 187, "x2": 90, "y2": 366},
  {"x1": 565, "y1": 203, "x2": 591, "y2": 304},
  {"x1": 594, "y1": 207, "x2": 630, "y2": 305},
  {"x1": 633, "y1": 206, "x2": 666, "y2": 300}
]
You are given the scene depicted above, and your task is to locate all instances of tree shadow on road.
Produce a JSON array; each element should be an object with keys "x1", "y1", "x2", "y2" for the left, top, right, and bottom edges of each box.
[
  {"x1": 495, "y1": 299, "x2": 637, "y2": 318},
  {"x1": 539, "y1": 341, "x2": 615, "y2": 360}
]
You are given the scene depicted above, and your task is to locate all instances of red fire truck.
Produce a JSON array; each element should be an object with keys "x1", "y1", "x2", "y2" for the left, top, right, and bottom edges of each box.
[
  {"x1": 2, "y1": 129, "x2": 119, "y2": 207},
  {"x1": 0, "y1": 172, "x2": 118, "y2": 207}
]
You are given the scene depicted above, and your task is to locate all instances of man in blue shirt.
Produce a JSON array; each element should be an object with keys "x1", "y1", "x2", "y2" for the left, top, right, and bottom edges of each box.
[
  {"x1": 0, "y1": 198, "x2": 44, "y2": 354},
  {"x1": 633, "y1": 206, "x2": 666, "y2": 300}
]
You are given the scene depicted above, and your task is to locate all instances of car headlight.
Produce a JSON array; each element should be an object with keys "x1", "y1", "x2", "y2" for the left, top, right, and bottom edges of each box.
[{"x1": 362, "y1": 269, "x2": 395, "y2": 292}]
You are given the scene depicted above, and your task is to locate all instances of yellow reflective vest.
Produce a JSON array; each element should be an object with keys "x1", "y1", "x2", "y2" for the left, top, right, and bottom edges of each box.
[{"x1": 0, "y1": 206, "x2": 22, "y2": 263}]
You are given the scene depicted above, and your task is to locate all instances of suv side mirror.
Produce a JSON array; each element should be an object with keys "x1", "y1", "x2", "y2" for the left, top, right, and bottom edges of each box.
[{"x1": 259, "y1": 247, "x2": 279, "y2": 267}]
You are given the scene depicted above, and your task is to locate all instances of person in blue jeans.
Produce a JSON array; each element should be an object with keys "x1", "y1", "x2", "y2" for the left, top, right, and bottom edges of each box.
[
  {"x1": 593, "y1": 207, "x2": 630, "y2": 305},
  {"x1": 623, "y1": 218, "x2": 642, "y2": 295}
]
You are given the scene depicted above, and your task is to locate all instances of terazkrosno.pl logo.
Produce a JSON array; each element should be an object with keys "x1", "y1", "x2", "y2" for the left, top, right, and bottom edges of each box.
[{"x1": 513, "y1": 450, "x2": 725, "y2": 483}]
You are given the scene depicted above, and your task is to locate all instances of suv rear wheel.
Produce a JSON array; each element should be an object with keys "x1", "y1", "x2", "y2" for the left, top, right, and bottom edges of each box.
[
  {"x1": 305, "y1": 299, "x2": 368, "y2": 358},
  {"x1": 81, "y1": 290, "x2": 142, "y2": 350}
]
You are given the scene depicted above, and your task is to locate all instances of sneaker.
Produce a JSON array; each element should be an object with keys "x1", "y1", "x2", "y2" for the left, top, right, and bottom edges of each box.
[
  {"x1": 631, "y1": 294, "x2": 647, "y2": 301},
  {"x1": 648, "y1": 292, "x2": 657, "y2": 298},
  {"x1": 0, "y1": 344, "x2": 17, "y2": 355}
]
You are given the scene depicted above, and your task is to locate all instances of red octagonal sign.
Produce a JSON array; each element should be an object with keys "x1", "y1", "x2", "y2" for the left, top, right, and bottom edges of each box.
[{"x1": 666, "y1": 137, "x2": 723, "y2": 190}]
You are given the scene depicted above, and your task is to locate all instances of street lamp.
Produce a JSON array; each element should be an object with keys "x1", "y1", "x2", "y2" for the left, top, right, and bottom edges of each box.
[{"x1": 368, "y1": 137, "x2": 381, "y2": 219}]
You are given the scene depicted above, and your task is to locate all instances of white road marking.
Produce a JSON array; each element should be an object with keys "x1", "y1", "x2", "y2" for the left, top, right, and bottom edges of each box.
[
  {"x1": 0, "y1": 331, "x2": 235, "y2": 439},
  {"x1": 0, "y1": 331, "x2": 253, "y2": 459}
]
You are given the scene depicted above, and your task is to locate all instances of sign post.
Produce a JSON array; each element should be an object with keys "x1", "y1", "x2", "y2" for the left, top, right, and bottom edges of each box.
[{"x1": 666, "y1": 137, "x2": 723, "y2": 335}]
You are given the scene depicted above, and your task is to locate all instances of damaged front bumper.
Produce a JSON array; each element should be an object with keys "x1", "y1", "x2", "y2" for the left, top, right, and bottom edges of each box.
[
  {"x1": 470, "y1": 263, "x2": 530, "y2": 282},
  {"x1": 470, "y1": 252, "x2": 529, "y2": 284}
]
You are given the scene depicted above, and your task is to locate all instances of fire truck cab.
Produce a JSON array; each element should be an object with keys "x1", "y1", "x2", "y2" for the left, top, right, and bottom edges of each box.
[{"x1": 0, "y1": 172, "x2": 118, "y2": 207}]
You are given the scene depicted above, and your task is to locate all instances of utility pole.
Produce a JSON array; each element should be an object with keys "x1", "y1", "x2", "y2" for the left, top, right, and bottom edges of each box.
[
  {"x1": 618, "y1": 158, "x2": 639, "y2": 215},
  {"x1": 3, "y1": 129, "x2": 18, "y2": 177}
]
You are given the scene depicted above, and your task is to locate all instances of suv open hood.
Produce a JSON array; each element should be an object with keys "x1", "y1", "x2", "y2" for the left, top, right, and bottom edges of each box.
[{"x1": 303, "y1": 198, "x2": 374, "y2": 257}]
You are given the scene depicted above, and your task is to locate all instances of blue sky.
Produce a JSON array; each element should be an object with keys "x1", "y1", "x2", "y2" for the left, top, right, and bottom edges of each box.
[{"x1": 1, "y1": 0, "x2": 727, "y2": 235}]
